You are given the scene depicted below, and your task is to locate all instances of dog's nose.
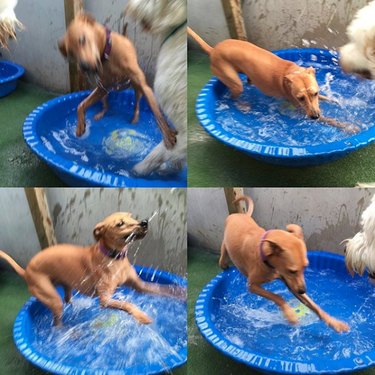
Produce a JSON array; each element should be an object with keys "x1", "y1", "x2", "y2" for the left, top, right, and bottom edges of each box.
[
  {"x1": 298, "y1": 288, "x2": 306, "y2": 295},
  {"x1": 79, "y1": 61, "x2": 93, "y2": 72},
  {"x1": 140, "y1": 219, "x2": 148, "y2": 228},
  {"x1": 310, "y1": 113, "x2": 320, "y2": 120}
]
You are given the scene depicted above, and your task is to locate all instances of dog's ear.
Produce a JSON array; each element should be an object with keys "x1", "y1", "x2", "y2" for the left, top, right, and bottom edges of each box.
[
  {"x1": 286, "y1": 224, "x2": 304, "y2": 240},
  {"x1": 283, "y1": 74, "x2": 294, "y2": 88},
  {"x1": 93, "y1": 222, "x2": 106, "y2": 241},
  {"x1": 306, "y1": 67, "x2": 316, "y2": 76},
  {"x1": 262, "y1": 240, "x2": 283, "y2": 257},
  {"x1": 58, "y1": 37, "x2": 68, "y2": 58}
]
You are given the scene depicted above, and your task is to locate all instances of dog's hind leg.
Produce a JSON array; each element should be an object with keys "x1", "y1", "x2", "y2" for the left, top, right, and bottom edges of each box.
[
  {"x1": 129, "y1": 68, "x2": 177, "y2": 149},
  {"x1": 28, "y1": 277, "x2": 64, "y2": 325},
  {"x1": 219, "y1": 241, "x2": 230, "y2": 269},
  {"x1": 212, "y1": 64, "x2": 244, "y2": 99},
  {"x1": 94, "y1": 94, "x2": 109, "y2": 121}
]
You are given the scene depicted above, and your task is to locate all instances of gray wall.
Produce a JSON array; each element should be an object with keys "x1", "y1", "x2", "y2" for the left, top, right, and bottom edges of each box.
[
  {"x1": 0, "y1": 188, "x2": 186, "y2": 276},
  {"x1": 187, "y1": 188, "x2": 374, "y2": 255},
  {"x1": 188, "y1": 0, "x2": 369, "y2": 51},
  {"x1": 3, "y1": 0, "x2": 163, "y2": 92}
]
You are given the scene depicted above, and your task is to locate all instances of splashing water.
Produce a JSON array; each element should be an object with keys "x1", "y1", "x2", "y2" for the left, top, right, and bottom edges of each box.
[
  {"x1": 31, "y1": 287, "x2": 186, "y2": 373},
  {"x1": 212, "y1": 267, "x2": 375, "y2": 363},
  {"x1": 214, "y1": 61, "x2": 375, "y2": 147}
]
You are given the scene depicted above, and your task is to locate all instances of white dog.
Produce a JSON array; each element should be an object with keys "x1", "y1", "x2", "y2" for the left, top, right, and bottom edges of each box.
[
  {"x1": 0, "y1": 0, "x2": 23, "y2": 48},
  {"x1": 340, "y1": 0, "x2": 375, "y2": 79},
  {"x1": 344, "y1": 194, "x2": 375, "y2": 282},
  {"x1": 126, "y1": 0, "x2": 187, "y2": 176}
]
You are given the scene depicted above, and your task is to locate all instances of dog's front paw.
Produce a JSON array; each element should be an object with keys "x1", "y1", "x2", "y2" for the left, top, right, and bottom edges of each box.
[
  {"x1": 284, "y1": 306, "x2": 299, "y2": 325},
  {"x1": 163, "y1": 129, "x2": 178, "y2": 149},
  {"x1": 76, "y1": 123, "x2": 86, "y2": 137},
  {"x1": 328, "y1": 317, "x2": 350, "y2": 333},
  {"x1": 133, "y1": 310, "x2": 152, "y2": 324}
]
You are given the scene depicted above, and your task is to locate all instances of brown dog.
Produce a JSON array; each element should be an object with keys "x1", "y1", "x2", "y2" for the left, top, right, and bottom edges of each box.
[
  {"x1": 58, "y1": 13, "x2": 177, "y2": 149},
  {"x1": 219, "y1": 196, "x2": 349, "y2": 333},
  {"x1": 0, "y1": 212, "x2": 184, "y2": 325},
  {"x1": 188, "y1": 27, "x2": 326, "y2": 119}
]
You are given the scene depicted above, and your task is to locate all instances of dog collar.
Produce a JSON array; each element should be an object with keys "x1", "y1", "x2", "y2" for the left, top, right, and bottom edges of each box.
[
  {"x1": 161, "y1": 20, "x2": 187, "y2": 47},
  {"x1": 99, "y1": 242, "x2": 127, "y2": 260},
  {"x1": 259, "y1": 230, "x2": 275, "y2": 269},
  {"x1": 101, "y1": 25, "x2": 112, "y2": 61}
]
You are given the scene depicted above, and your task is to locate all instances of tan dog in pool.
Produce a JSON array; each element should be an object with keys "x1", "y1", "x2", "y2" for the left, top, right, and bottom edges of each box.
[
  {"x1": 58, "y1": 13, "x2": 177, "y2": 149},
  {"x1": 0, "y1": 212, "x2": 184, "y2": 325},
  {"x1": 220, "y1": 195, "x2": 349, "y2": 333},
  {"x1": 188, "y1": 27, "x2": 323, "y2": 119}
]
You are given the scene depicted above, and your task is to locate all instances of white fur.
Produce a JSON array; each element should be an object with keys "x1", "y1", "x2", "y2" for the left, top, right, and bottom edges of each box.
[
  {"x1": 127, "y1": 0, "x2": 187, "y2": 176},
  {"x1": 340, "y1": 1, "x2": 375, "y2": 79},
  {"x1": 0, "y1": 0, "x2": 18, "y2": 20},
  {"x1": 345, "y1": 194, "x2": 375, "y2": 277}
]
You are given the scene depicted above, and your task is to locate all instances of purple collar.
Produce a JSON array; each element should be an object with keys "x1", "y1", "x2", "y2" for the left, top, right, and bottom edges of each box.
[
  {"x1": 101, "y1": 26, "x2": 112, "y2": 61},
  {"x1": 99, "y1": 242, "x2": 127, "y2": 260},
  {"x1": 259, "y1": 230, "x2": 275, "y2": 269}
]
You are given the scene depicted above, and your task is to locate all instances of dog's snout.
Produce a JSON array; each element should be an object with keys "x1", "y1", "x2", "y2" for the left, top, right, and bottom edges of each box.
[
  {"x1": 298, "y1": 288, "x2": 306, "y2": 295},
  {"x1": 140, "y1": 219, "x2": 148, "y2": 228},
  {"x1": 310, "y1": 113, "x2": 320, "y2": 120}
]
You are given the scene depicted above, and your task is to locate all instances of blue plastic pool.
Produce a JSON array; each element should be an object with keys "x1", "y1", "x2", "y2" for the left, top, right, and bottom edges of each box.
[
  {"x1": 23, "y1": 90, "x2": 187, "y2": 187},
  {"x1": 14, "y1": 265, "x2": 187, "y2": 375},
  {"x1": 195, "y1": 251, "x2": 375, "y2": 374},
  {"x1": 196, "y1": 48, "x2": 375, "y2": 167},
  {"x1": 0, "y1": 60, "x2": 24, "y2": 97}
]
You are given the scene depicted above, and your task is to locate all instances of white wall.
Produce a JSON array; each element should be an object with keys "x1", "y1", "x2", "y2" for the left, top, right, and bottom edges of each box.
[
  {"x1": 2, "y1": 0, "x2": 164, "y2": 92},
  {"x1": 188, "y1": 0, "x2": 369, "y2": 50},
  {"x1": 0, "y1": 188, "x2": 186, "y2": 275},
  {"x1": 187, "y1": 188, "x2": 374, "y2": 255}
]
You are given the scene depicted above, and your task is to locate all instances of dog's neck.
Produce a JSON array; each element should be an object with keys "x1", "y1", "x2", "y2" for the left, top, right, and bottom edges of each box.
[
  {"x1": 259, "y1": 230, "x2": 275, "y2": 269},
  {"x1": 101, "y1": 25, "x2": 112, "y2": 61},
  {"x1": 98, "y1": 240, "x2": 128, "y2": 260}
]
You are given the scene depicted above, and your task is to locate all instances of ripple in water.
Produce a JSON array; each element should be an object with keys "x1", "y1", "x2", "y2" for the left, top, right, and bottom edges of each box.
[
  {"x1": 214, "y1": 64, "x2": 375, "y2": 146},
  {"x1": 214, "y1": 267, "x2": 375, "y2": 363},
  {"x1": 31, "y1": 288, "x2": 187, "y2": 373}
]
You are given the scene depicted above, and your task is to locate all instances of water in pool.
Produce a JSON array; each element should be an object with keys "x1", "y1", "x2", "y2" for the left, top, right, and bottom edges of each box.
[
  {"x1": 214, "y1": 64, "x2": 375, "y2": 146},
  {"x1": 31, "y1": 287, "x2": 186, "y2": 373},
  {"x1": 38, "y1": 92, "x2": 167, "y2": 178},
  {"x1": 213, "y1": 267, "x2": 375, "y2": 364}
]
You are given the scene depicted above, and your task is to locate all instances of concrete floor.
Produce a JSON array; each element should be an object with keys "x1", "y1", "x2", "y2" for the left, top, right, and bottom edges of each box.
[
  {"x1": 188, "y1": 50, "x2": 375, "y2": 187},
  {"x1": 0, "y1": 81, "x2": 64, "y2": 186},
  {"x1": 188, "y1": 247, "x2": 375, "y2": 375}
]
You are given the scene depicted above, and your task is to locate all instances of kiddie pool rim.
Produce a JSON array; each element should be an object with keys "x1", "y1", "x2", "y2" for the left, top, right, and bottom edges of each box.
[
  {"x1": 13, "y1": 265, "x2": 187, "y2": 375},
  {"x1": 0, "y1": 60, "x2": 25, "y2": 97},
  {"x1": 0, "y1": 60, "x2": 25, "y2": 84},
  {"x1": 195, "y1": 48, "x2": 375, "y2": 166},
  {"x1": 23, "y1": 90, "x2": 187, "y2": 187},
  {"x1": 195, "y1": 250, "x2": 374, "y2": 374}
]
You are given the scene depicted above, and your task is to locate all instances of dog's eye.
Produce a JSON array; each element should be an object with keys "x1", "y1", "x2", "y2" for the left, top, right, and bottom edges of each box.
[
  {"x1": 79, "y1": 35, "x2": 86, "y2": 45},
  {"x1": 116, "y1": 220, "x2": 125, "y2": 227},
  {"x1": 298, "y1": 96, "x2": 305, "y2": 101},
  {"x1": 289, "y1": 269, "x2": 298, "y2": 275},
  {"x1": 313, "y1": 92, "x2": 318, "y2": 97}
]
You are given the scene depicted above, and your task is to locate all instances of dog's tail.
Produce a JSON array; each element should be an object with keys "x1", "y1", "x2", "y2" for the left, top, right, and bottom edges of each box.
[
  {"x1": 187, "y1": 27, "x2": 213, "y2": 55},
  {"x1": 233, "y1": 195, "x2": 254, "y2": 216},
  {"x1": 0, "y1": 250, "x2": 25, "y2": 278}
]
